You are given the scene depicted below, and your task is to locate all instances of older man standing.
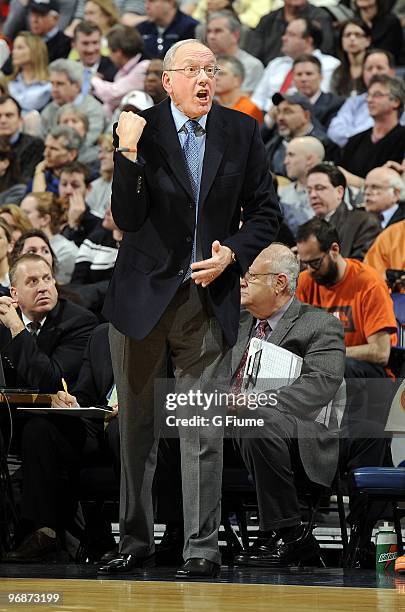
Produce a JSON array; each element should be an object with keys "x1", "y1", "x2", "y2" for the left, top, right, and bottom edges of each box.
[{"x1": 98, "y1": 39, "x2": 281, "y2": 578}]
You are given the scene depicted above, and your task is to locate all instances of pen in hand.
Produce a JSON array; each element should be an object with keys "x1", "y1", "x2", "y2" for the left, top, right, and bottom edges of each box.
[
  {"x1": 61, "y1": 378, "x2": 68, "y2": 394},
  {"x1": 60, "y1": 378, "x2": 74, "y2": 407}
]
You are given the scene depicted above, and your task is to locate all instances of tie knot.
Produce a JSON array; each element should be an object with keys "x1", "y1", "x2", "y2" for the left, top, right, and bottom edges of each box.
[
  {"x1": 27, "y1": 321, "x2": 41, "y2": 335},
  {"x1": 255, "y1": 320, "x2": 269, "y2": 339},
  {"x1": 184, "y1": 120, "x2": 199, "y2": 135}
]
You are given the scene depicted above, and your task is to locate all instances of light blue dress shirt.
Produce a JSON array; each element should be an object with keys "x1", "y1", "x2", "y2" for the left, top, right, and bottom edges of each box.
[{"x1": 9, "y1": 74, "x2": 52, "y2": 113}]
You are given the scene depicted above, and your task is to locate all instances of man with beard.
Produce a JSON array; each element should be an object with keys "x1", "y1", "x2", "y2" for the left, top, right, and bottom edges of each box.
[
  {"x1": 296, "y1": 217, "x2": 396, "y2": 379},
  {"x1": 306, "y1": 163, "x2": 380, "y2": 261},
  {"x1": 296, "y1": 218, "x2": 398, "y2": 563}
]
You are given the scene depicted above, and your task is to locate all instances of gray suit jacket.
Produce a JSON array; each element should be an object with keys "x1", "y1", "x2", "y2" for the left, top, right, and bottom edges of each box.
[
  {"x1": 231, "y1": 298, "x2": 345, "y2": 487},
  {"x1": 329, "y1": 201, "x2": 381, "y2": 261}
]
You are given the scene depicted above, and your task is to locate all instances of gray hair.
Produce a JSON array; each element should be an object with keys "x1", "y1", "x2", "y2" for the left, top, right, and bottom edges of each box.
[
  {"x1": 386, "y1": 170, "x2": 405, "y2": 191},
  {"x1": 56, "y1": 103, "x2": 89, "y2": 133},
  {"x1": 386, "y1": 168, "x2": 405, "y2": 200},
  {"x1": 264, "y1": 243, "x2": 300, "y2": 294},
  {"x1": 163, "y1": 39, "x2": 213, "y2": 71},
  {"x1": 49, "y1": 125, "x2": 82, "y2": 150},
  {"x1": 217, "y1": 54, "x2": 245, "y2": 80},
  {"x1": 49, "y1": 59, "x2": 84, "y2": 86},
  {"x1": 207, "y1": 10, "x2": 241, "y2": 34}
]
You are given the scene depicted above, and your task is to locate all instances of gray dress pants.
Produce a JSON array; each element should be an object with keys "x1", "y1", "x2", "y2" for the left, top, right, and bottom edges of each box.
[{"x1": 109, "y1": 281, "x2": 231, "y2": 564}]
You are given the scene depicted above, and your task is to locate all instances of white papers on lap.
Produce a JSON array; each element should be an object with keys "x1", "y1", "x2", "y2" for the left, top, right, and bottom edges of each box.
[
  {"x1": 244, "y1": 338, "x2": 302, "y2": 392},
  {"x1": 242, "y1": 338, "x2": 343, "y2": 428}
]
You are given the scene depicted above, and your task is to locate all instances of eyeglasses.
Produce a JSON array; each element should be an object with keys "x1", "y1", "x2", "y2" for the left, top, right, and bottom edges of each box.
[
  {"x1": 245, "y1": 271, "x2": 281, "y2": 283},
  {"x1": 300, "y1": 253, "x2": 327, "y2": 271},
  {"x1": 366, "y1": 91, "x2": 391, "y2": 99},
  {"x1": 166, "y1": 65, "x2": 220, "y2": 79}
]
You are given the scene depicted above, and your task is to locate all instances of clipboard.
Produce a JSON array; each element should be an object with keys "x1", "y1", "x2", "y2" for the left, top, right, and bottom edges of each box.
[{"x1": 17, "y1": 406, "x2": 114, "y2": 418}]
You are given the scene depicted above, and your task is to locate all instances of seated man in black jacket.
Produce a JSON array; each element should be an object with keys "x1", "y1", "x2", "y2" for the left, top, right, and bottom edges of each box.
[
  {"x1": 3, "y1": 323, "x2": 115, "y2": 563},
  {"x1": 0, "y1": 253, "x2": 97, "y2": 391}
]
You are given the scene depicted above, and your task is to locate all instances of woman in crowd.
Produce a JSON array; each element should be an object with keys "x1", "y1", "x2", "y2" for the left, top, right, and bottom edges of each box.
[
  {"x1": 84, "y1": 0, "x2": 119, "y2": 44},
  {"x1": 19, "y1": 192, "x2": 78, "y2": 285},
  {"x1": 354, "y1": 0, "x2": 403, "y2": 63},
  {"x1": 331, "y1": 19, "x2": 371, "y2": 98},
  {"x1": 57, "y1": 105, "x2": 99, "y2": 175},
  {"x1": 0, "y1": 218, "x2": 12, "y2": 289},
  {"x1": 11, "y1": 229, "x2": 56, "y2": 276},
  {"x1": 86, "y1": 133, "x2": 114, "y2": 218},
  {"x1": 8, "y1": 32, "x2": 51, "y2": 113},
  {"x1": 0, "y1": 138, "x2": 26, "y2": 205},
  {"x1": 0, "y1": 204, "x2": 32, "y2": 246}
]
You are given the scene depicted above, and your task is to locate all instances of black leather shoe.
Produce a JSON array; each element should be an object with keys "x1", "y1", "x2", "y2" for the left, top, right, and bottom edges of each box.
[
  {"x1": 234, "y1": 527, "x2": 324, "y2": 568},
  {"x1": 97, "y1": 553, "x2": 155, "y2": 575},
  {"x1": 176, "y1": 558, "x2": 220, "y2": 579},
  {"x1": 233, "y1": 531, "x2": 280, "y2": 566},
  {"x1": 4, "y1": 530, "x2": 61, "y2": 563},
  {"x1": 98, "y1": 545, "x2": 119, "y2": 564}
]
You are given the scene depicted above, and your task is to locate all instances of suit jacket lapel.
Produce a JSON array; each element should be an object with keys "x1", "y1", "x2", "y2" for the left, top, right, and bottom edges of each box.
[
  {"x1": 231, "y1": 300, "x2": 302, "y2": 375},
  {"x1": 151, "y1": 100, "x2": 195, "y2": 201},
  {"x1": 267, "y1": 298, "x2": 301, "y2": 346},
  {"x1": 36, "y1": 301, "x2": 61, "y2": 350},
  {"x1": 199, "y1": 105, "x2": 227, "y2": 207},
  {"x1": 150, "y1": 101, "x2": 228, "y2": 206}
]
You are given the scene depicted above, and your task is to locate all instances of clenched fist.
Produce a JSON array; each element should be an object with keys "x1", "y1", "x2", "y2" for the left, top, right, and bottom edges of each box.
[{"x1": 116, "y1": 111, "x2": 147, "y2": 150}]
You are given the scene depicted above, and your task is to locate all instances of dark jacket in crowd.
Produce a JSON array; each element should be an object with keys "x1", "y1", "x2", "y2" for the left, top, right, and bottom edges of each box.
[{"x1": 136, "y1": 10, "x2": 199, "y2": 59}]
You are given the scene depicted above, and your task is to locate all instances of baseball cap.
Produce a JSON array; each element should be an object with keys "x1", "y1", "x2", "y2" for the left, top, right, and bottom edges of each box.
[
  {"x1": 272, "y1": 92, "x2": 313, "y2": 113},
  {"x1": 28, "y1": 0, "x2": 60, "y2": 14},
  {"x1": 120, "y1": 90, "x2": 154, "y2": 112}
]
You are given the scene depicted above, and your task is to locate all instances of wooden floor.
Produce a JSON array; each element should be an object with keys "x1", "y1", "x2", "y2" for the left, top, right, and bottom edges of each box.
[{"x1": 1, "y1": 578, "x2": 405, "y2": 612}]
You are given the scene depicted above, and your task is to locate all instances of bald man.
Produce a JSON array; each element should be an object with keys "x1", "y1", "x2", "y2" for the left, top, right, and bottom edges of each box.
[
  {"x1": 364, "y1": 166, "x2": 405, "y2": 229},
  {"x1": 278, "y1": 136, "x2": 325, "y2": 236},
  {"x1": 231, "y1": 243, "x2": 345, "y2": 568}
]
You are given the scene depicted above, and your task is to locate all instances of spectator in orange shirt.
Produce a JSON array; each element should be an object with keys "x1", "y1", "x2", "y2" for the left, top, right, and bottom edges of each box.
[
  {"x1": 296, "y1": 218, "x2": 397, "y2": 377},
  {"x1": 296, "y1": 217, "x2": 397, "y2": 561},
  {"x1": 364, "y1": 219, "x2": 405, "y2": 286},
  {"x1": 215, "y1": 55, "x2": 263, "y2": 125}
]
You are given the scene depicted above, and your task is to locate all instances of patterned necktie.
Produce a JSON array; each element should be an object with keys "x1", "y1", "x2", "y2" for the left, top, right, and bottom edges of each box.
[
  {"x1": 27, "y1": 321, "x2": 41, "y2": 337},
  {"x1": 232, "y1": 320, "x2": 270, "y2": 394},
  {"x1": 183, "y1": 120, "x2": 200, "y2": 281}
]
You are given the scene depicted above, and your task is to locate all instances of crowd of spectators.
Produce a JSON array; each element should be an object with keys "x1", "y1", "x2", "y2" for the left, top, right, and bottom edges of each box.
[{"x1": 0, "y1": 0, "x2": 403, "y2": 567}]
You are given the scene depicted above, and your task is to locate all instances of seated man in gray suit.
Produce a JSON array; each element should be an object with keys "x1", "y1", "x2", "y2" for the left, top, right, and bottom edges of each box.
[{"x1": 232, "y1": 243, "x2": 345, "y2": 567}]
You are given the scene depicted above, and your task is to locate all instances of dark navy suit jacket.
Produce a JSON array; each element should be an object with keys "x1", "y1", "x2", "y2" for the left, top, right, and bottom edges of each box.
[{"x1": 103, "y1": 98, "x2": 282, "y2": 347}]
